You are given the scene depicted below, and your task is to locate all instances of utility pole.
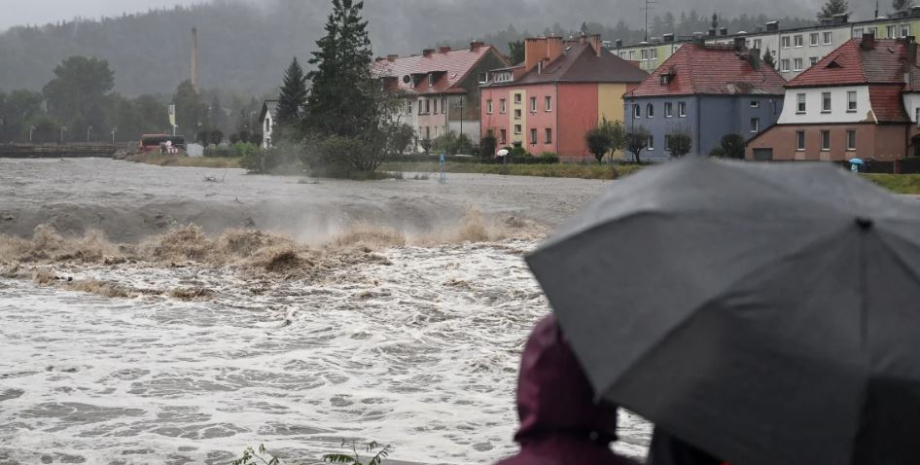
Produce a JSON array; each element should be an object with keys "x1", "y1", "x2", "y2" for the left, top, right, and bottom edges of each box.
[
  {"x1": 60, "y1": 126, "x2": 67, "y2": 144},
  {"x1": 87, "y1": 126, "x2": 93, "y2": 142},
  {"x1": 642, "y1": 0, "x2": 658, "y2": 42}
]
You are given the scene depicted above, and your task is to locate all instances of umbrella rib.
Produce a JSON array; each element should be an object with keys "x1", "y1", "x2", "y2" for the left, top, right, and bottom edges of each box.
[{"x1": 609, "y1": 224, "x2": 852, "y2": 395}]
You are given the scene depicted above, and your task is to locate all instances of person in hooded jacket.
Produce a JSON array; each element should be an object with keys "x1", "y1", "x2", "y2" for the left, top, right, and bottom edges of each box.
[{"x1": 495, "y1": 315, "x2": 639, "y2": 465}]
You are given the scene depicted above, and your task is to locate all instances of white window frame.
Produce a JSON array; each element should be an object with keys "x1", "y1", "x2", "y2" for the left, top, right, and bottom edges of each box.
[
  {"x1": 753, "y1": 39, "x2": 762, "y2": 50},
  {"x1": 810, "y1": 57, "x2": 819, "y2": 66},
  {"x1": 751, "y1": 117, "x2": 760, "y2": 133},
  {"x1": 794, "y1": 35, "x2": 804, "y2": 48},
  {"x1": 823, "y1": 32, "x2": 833, "y2": 45},
  {"x1": 641, "y1": 49, "x2": 649, "y2": 61},
  {"x1": 545, "y1": 128, "x2": 553, "y2": 144},
  {"x1": 810, "y1": 33, "x2": 819, "y2": 46},
  {"x1": 487, "y1": 99, "x2": 493, "y2": 114},
  {"x1": 647, "y1": 135, "x2": 655, "y2": 151},
  {"x1": 782, "y1": 36, "x2": 791, "y2": 49},
  {"x1": 678, "y1": 102, "x2": 687, "y2": 118},
  {"x1": 514, "y1": 93, "x2": 522, "y2": 104},
  {"x1": 797, "y1": 93, "x2": 806, "y2": 114},
  {"x1": 822, "y1": 92, "x2": 832, "y2": 113},
  {"x1": 665, "y1": 102, "x2": 673, "y2": 117},
  {"x1": 646, "y1": 103, "x2": 655, "y2": 118},
  {"x1": 750, "y1": 100, "x2": 760, "y2": 108},
  {"x1": 500, "y1": 99, "x2": 507, "y2": 114},
  {"x1": 888, "y1": 25, "x2": 897, "y2": 38},
  {"x1": 530, "y1": 128, "x2": 537, "y2": 145},
  {"x1": 854, "y1": 28, "x2": 864, "y2": 38},
  {"x1": 868, "y1": 27, "x2": 878, "y2": 36},
  {"x1": 500, "y1": 129, "x2": 507, "y2": 144},
  {"x1": 781, "y1": 59, "x2": 791, "y2": 72},
  {"x1": 846, "y1": 130, "x2": 856, "y2": 151},
  {"x1": 634, "y1": 104, "x2": 641, "y2": 119},
  {"x1": 651, "y1": 48, "x2": 658, "y2": 59},
  {"x1": 796, "y1": 131, "x2": 806, "y2": 151},
  {"x1": 514, "y1": 109, "x2": 522, "y2": 120},
  {"x1": 530, "y1": 96, "x2": 537, "y2": 113},
  {"x1": 664, "y1": 135, "x2": 671, "y2": 152},
  {"x1": 514, "y1": 124, "x2": 522, "y2": 135},
  {"x1": 794, "y1": 58, "x2": 804, "y2": 71},
  {"x1": 847, "y1": 91, "x2": 857, "y2": 112},
  {"x1": 821, "y1": 130, "x2": 831, "y2": 151},
  {"x1": 902, "y1": 25, "x2": 911, "y2": 38},
  {"x1": 545, "y1": 96, "x2": 552, "y2": 112}
]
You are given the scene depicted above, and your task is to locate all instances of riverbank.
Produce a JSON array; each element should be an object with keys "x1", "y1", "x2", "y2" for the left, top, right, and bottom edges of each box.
[
  {"x1": 124, "y1": 152, "x2": 242, "y2": 168},
  {"x1": 864, "y1": 174, "x2": 920, "y2": 195}
]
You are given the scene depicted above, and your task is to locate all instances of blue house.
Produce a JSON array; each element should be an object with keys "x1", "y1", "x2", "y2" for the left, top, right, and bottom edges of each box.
[{"x1": 623, "y1": 40, "x2": 787, "y2": 161}]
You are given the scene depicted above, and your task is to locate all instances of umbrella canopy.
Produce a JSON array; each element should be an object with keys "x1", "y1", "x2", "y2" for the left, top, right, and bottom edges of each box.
[
  {"x1": 497, "y1": 149, "x2": 510, "y2": 157},
  {"x1": 849, "y1": 158, "x2": 865, "y2": 165},
  {"x1": 527, "y1": 158, "x2": 920, "y2": 465}
]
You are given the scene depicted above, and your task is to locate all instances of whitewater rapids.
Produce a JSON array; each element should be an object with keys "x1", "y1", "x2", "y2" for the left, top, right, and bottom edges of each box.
[{"x1": 0, "y1": 159, "x2": 651, "y2": 464}]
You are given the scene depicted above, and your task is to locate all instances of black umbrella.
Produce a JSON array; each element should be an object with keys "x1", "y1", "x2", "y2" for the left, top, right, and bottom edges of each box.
[{"x1": 527, "y1": 158, "x2": 920, "y2": 465}]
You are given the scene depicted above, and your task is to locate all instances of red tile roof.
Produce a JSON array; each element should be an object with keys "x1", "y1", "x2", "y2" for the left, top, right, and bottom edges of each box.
[
  {"x1": 787, "y1": 39, "x2": 920, "y2": 88},
  {"x1": 869, "y1": 85, "x2": 909, "y2": 123},
  {"x1": 624, "y1": 43, "x2": 787, "y2": 97},
  {"x1": 489, "y1": 43, "x2": 648, "y2": 86},
  {"x1": 373, "y1": 46, "x2": 506, "y2": 95}
]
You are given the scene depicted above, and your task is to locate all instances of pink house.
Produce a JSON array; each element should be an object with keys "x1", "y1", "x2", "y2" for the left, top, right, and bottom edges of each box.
[{"x1": 480, "y1": 35, "x2": 648, "y2": 161}]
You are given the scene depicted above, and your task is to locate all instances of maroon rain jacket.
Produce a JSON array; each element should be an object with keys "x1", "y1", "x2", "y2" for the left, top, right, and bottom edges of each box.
[{"x1": 495, "y1": 315, "x2": 639, "y2": 465}]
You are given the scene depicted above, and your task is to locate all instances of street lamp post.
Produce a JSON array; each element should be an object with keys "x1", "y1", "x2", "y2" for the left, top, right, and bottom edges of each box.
[
  {"x1": 111, "y1": 128, "x2": 117, "y2": 144},
  {"x1": 60, "y1": 126, "x2": 67, "y2": 144},
  {"x1": 86, "y1": 126, "x2": 93, "y2": 142},
  {"x1": 29, "y1": 125, "x2": 36, "y2": 143}
]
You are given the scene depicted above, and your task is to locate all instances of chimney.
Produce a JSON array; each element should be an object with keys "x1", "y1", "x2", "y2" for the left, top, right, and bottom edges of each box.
[
  {"x1": 720, "y1": 27, "x2": 729, "y2": 36},
  {"x1": 470, "y1": 41, "x2": 485, "y2": 51},
  {"x1": 615, "y1": 39, "x2": 623, "y2": 48},
  {"x1": 832, "y1": 13, "x2": 849, "y2": 24},
  {"x1": 862, "y1": 32, "x2": 877, "y2": 51},
  {"x1": 734, "y1": 36, "x2": 747, "y2": 53},
  {"x1": 524, "y1": 36, "x2": 566, "y2": 72},
  {"x1": 708, "y1": 29, "x2": 717, "y2": 37},
  {"x1": 191, "y1": 28, "x2": 199, "y2": 92},
  {"x1": 585, "y1": 33, "x2": 603, "y2": 57},
  {"x1": 422, "y1": 48, "x2": 435, "y2": 57},
  {"x1": 387, "y1": 54, "x2": 398, "y2": 62},
  {"x1": 439, "y1": 46, "x2": 452, "y2": 54},
  {"x1": 663, "y1": 33, "x2": 675, "y2": 43},
  {"x1": 766, "y1": 21, "x2": 779, "y2": 32},
  {"x1": 907, "y1": 36, "x2": 918, "y2": 69}
]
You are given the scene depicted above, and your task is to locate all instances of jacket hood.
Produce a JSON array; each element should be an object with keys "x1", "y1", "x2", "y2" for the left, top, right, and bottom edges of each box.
[{"x1": 514, "y1": 315, "x2": 619, "y2": 445}]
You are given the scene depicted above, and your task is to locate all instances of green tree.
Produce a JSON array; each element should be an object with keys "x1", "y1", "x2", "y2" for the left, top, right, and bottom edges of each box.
[
  {"x1": 0, "y1": 90, "x2": 44, "y2": 142},
  {"x1": 626, "y1": 127, "x2": 651, "y2": 163},
  {"x1": 762, "y1": 48, "x2": 777, "y2": 69},
  {"x1": 710, "y1": 134, "x2": 746, "y2": 159},
  {"x1": 172, "y1": 80, "x2": 209, "y2": 137},
  {"x1": 711, "y1": 12, "x2": 719, "y2": 30},
  {"x1": 42, "y1": 56, "x2": 115, "y2": 138},
  {"x1": 667, "y1": 131, "x2": 693, "y2": 157},
  {"x1": 600, "y1": 118, "x2": 626, "y2": 155},
  {"x1": 304, "y1": 0, "x2": 375, "y2": 139},
  {"x1": 508, "y1": 40, "x2": 525, "y2": 65},
  {"x1": 894, "y1": 0, "x2": 914, "y2": 15},
  {"x1": 585, "y1": 127, "x2": 613, "y2": 164},
  {"x1": 480, "y1": 131, "x2": 498, "y2": 161},
  {"x1": 818, "y1": 0, "x2": 849, "y2": 20},
  {"x1": 277, "y1": 57, "x2": 308, "y2": 127}
]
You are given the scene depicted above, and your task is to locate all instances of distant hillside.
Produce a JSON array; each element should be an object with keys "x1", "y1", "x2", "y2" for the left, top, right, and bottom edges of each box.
[{"x1": 0, "y1": 0, "x2": 823, "y2": 96}]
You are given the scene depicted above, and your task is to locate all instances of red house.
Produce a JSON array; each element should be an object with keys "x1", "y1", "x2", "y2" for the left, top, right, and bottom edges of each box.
[{"x1": 480, "y1": 35, "x2": 648, "y2": 161}]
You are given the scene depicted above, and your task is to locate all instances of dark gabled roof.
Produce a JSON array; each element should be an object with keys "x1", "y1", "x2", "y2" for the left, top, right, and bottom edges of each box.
[
  {"x1": 490, "y1": 43, "x2": 648, "y2": 86},
  {"x1": 625, "y1": 43, "x2": 787, "y2": 97}
]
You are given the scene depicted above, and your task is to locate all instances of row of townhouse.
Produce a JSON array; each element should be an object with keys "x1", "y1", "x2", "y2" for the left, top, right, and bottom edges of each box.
[
  {"x1": 747, "y1": 33, "x2": 920, "y2": 161},
  {"x1": 618, "y1": 9, "x2": 920, "y2": 80}
]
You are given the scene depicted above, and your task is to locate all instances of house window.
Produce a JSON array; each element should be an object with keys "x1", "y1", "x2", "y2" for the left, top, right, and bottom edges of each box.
[
  {"x1": 442, "y1": 97, "x2": 447, "y2": 114},
  {"x1": 846, "y1": 130, "x2": 856, "y2": 151},
  {"x1": 647, "y1": 135, "x2": 655, "y2": 151},
  {"x1": 433, "y1": 98, "x2": 439, "y2": 114},
  {"x1": 902, "y1": 25, "x2": 911, "y2": 37},
  {"x1": 821, "y1": 130, "x2": 831, "y2": 151},
  {"x1": 797, "y1": 93, "x2": 806, "y2": 114},
  {"x1": 647, "y1": 103, "x2": 655, "y2": 118},
  {"x1": 514, "y1": 124, "x2": 522, "y2": 134},
  {"x1": 530, "y1": 128, "x2": 537, "y2": 145},
  {"x1": 434, "y1": 126, "x2": 440, "y2": 138},
  {"x1": 888, "y1": 25, "x2": 897, "y2": 37},
  {"x1": 641, "y1": 49, "x2": 649, "y2": 61},
  {"x1": 514, "y1": 93, "x2": 522, "y2": 104},
  {"x1": 794, "y1": 58, "x2": 804, "y2": 71},
  {"x1": 634, "y1": 104, "x2": 641, "y2": 118},
  {"x1": 500, "y1": 129, "x2": 507, "y2": 144},
  {"x1": 478, "y1": 72, "x2": 488, "y2": 84},
  {"x1": 753, "y1": 39, "x2": 762, "y2": 50},
  {"x1": 425, "y1": 126, "x2": 431, "y2": 139},
  {"x1": 530, "y1": 96, "x2": 538, "y2": 113},
  {"x1": 545, "y1": 128, "x2": 553, "y2": 144},
  {"x1": 854, "y1": 28, "x2": 864, "y2": 38},
  {"x1": 782, "y1": 36, "x2": 791, "y2": 48},
  {"x1": 425, "y1": 99, "x2": 431, "y2": 114},
  {"x1": 418, "y1": 99, "x2": 424, "y2": 115},
  {"x1": 407, "y1": 101, "x2": 413, "y2": 115},
  {"x1": 665, "y1": 102, "x2": 673, "y2": 117},
  {"x1": 750, "y1": 101, "x2": 760, "y2": 108},
  {"x1": 810, "y1": 57, "x2": 819, "y2": 66},
  {"x1": 487, "y1": 99, "x2": 493, "y2": 114},
  {"x1": 514, "y1": 109, "x2": 522, "y2": 120},
  {"x1": 751, "y1": 118, "x2": 760, "y2": 133},
  {"x1": 868, "y1": 27, "x2": 878, "y2": 36},
  {"x1": 847, "y1": 91, "x2": 857, "y2": 112},
  {"x1": 545, "y1": 96, "x2": 552, "y2": 112},
  {"x1": 796, "y1": 131, "x2": 806, "y2": 151},
  {"x1": 678, "y1": 102, "x2": 687, "y2": 117},
  {"x1": 629, "y1": 51, "x2": 636, "y2": 60},
  {"x1": 781, "y1": 59, "x2": 791, "y2": 72},
  {"x1": 810, "y1": 33, "x2": 819, "y2": 46},
  {"x1": 823, "y1": 32, "x2": 833, "y2": 45},
  {"x1": 500, "y1": 99, "x2": 507, "y2": 113},
  {"x1": 822, "y1": 92, "x2": 832, "y2": 113},
  {"x1": 664, "y1": 135, "x2": 671, "y2": 151},
  {"x1": 794, "y1": 35, "x2": 803, "y2": 47}
]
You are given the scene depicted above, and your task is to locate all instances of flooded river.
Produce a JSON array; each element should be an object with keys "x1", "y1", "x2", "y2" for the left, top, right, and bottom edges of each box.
[{"x1": 0, "y1": 159, "x2": 651, "y2": 464}]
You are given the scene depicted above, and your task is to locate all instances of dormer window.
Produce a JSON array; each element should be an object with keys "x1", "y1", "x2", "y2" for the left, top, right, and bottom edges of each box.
[
  {"x1": 827, "y1": 60, "x2": 842, "y2": 69},
  {"x1": 478, "y1": 73, "x2": 489, "y2": 84},
  {"x1": 660, "y1": 74, "x2": 672, "y2": 85},
  {"x1": 428, "y1": 74, "x2": 434, "y2": 87}
]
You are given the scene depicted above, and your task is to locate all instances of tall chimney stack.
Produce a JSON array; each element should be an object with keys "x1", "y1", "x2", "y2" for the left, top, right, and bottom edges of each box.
[{"x1": 191, "y1": 28, "x2": 200, "y2": 92}]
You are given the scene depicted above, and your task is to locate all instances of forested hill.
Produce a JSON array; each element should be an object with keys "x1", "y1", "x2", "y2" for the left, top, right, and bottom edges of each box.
[{"x1": 0, "y1": 0, "x2": 822, "y2": 96}]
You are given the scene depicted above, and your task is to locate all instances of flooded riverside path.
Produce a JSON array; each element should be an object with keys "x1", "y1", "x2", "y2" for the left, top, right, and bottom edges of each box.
[{"x1": 0, "y1": 159, "x2": 652, "y2": 464}]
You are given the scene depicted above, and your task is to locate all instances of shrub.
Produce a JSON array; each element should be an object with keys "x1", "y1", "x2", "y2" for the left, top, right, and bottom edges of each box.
[{"x1": 480, "y1": 134, "x2": 497, "y2": 161}]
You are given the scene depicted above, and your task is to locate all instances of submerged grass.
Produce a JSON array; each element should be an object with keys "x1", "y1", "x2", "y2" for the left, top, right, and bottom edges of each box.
[
  {"x1": 380, "y1": 161, "x2": 644, "y2": 180},
  {"x1": 124, "y1": 153, "x2": 242, "y2": 169}
]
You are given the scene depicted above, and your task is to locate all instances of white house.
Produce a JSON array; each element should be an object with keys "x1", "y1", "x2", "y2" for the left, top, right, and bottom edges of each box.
[{"x1": 259, "y1": 100, "x2": 279, "y2": 149}]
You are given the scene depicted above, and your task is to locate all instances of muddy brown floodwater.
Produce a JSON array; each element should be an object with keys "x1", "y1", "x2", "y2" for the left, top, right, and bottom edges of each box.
[{"x1": 0, "y1": 159, "x2": 652, "y2": 465}]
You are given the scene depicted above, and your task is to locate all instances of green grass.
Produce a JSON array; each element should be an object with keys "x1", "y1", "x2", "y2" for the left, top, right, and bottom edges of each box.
[
  {"x1": 380, "y1": 161, "x2": 645, "y2": 180},
  {"x1": 864, "y1": 174, "x2": 920, "y2": 195},
  {"x1": 125, "y1": 153, "x2": 242, "y2": 169}
]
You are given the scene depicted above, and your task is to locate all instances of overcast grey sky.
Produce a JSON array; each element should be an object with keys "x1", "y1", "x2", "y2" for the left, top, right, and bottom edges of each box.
[{"x1": 0, "y1": 0, "x2": 207, "y2": 31}]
